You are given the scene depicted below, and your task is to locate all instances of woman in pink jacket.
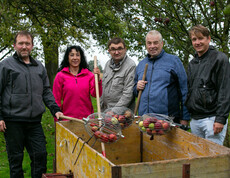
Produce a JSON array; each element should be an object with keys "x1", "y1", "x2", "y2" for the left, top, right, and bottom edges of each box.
[{"x1": 53, "y1": 45, "x2": 102, "y2": 121}]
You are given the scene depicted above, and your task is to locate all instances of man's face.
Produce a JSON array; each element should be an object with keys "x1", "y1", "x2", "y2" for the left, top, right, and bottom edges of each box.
[
  {"x1": 190, "y1": 32, "x2": 210, "y2": 57},
  {"x1": 146, "y1": 34, "x2": 163, "y2": 58},
  {"x1": 14, "y1": 35, "x2": 33, "y2": 61},
  {"x1": 108, "y1": 43, "x2": 126, "y2": 63}
]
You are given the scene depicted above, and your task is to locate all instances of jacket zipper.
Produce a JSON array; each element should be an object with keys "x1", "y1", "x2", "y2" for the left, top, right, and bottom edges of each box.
[
  {"x1": 25, "y1": 75, "x2": 28, "y2": 93},
  {"x1": 75, "y1": 76, "x2": 77, "y2": 84},
  {"x1": 147, "y1": 62, "x2": 154, "y2": 113},
  {"x1": 27, "y1": 65, "x2": 33, "y2": 118},
  {"x1": 203, "y1": 85, "x2": 206, "y2": 108}
]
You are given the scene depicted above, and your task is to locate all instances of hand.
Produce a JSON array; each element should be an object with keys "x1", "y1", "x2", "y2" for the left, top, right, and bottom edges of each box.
[
  {"x1": 213, "y1": 122, "x2": 224, "y2": 134},
  {"x1": 137, "y1": 80, "x2": 148, "y2": 91},
  {"x1": 0, "y1": 120, "x2": 6, "y2": 132},
  {"x1": 180, "y1": 120, "x2": 190, "y2": 131},
  {"x1": 55, "y1": 112, "x2": 63, "y2": 120},
  {"x1": 180, "y1": 120, "x2": 188, "y2": 126},
  {"x1": 93, "y1": 67, "x2": 101, "y2": 80}
]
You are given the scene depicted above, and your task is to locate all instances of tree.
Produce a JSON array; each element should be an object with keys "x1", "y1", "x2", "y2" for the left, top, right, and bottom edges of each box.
[
  {"x1": 116, "y1": 0, "x2": 229, "y2": 69},
  {"x1": 1, "y1": 0, "x2": 229, "y2": 76},
  {"x1": 88, "y1": 60, "x2": 103, "y2": 72},
  {"x1": 0, "y1": 0, "x2": 133, "y2": 85}
]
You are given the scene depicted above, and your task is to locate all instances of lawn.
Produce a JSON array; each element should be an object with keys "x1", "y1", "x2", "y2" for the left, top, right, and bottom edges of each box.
[{"x1": 0, "y1": 98, "x2": 229, "y2": 177}]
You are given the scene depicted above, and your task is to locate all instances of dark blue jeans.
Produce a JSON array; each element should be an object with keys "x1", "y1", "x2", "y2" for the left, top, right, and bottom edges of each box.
[{"x1": 4, "y1": 121, "x2": 47, "y2": 178}]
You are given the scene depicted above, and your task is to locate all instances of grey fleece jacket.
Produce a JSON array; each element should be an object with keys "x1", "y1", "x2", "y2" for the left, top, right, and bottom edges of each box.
[
  {"x1": 0, "y1": 53, "x2": 61, "y2": 122},
  {"x1": 100, "y1": 55, "x2": 136, "y2": 112}
]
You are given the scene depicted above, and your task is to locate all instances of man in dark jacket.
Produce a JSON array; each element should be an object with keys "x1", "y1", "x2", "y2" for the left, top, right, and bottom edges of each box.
[
  {"x1": 134, "y1": 30, "x2": 190, "y2": 126},
  {"x1": 0, "y1": 31, "x2": 63, "y2": 178},
  {"x1": 185, "y1": 25, "x2": 230, "y2": 145}
]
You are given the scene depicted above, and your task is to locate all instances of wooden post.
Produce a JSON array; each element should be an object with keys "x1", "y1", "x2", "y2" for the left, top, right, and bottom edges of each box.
[
  {"x1": 94, "y1": 56, "x2": 106, "y2": 157},
  {"x1": 133, "y1": 63, "x2": 148, "y2": 162},
  {"x1": 182, "y1": 163, "x2": 190, "y2": 178}
]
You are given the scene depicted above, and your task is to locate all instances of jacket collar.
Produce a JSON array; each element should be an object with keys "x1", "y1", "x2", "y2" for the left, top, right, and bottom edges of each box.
[
  {"x1": 147, "y1": 49, "x2": 165, "y2": 61},
  {"x1": 62, "y1": 67, "x2": 88, "y2": 76},
  {"x1": 109, "y1": 54, "x2": 127, "y2": 71},
  {"x1": 194, "y1": 45, "x2": 215, "y2": 60},
  {"x1": 13, "y1": 52, "x2": 38, "y2": 66}
]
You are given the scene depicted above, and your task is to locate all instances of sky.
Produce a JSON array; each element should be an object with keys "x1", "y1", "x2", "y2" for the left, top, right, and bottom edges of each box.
[{"x1": 0, "y1": 37, "x2": 140, "y2": 69}]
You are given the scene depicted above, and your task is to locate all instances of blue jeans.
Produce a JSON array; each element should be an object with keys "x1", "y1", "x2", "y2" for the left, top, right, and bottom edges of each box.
[
  {"x1": 4, "y1": 121, "x2": 47, "y2": 178},
  {"x1": 190, "y1": 116, "x2": 228, "y2": 145}
]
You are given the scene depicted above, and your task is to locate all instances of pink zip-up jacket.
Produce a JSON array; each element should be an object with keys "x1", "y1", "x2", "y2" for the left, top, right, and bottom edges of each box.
[{"x1": 53, "y1": 67, "x2": 102, "y2": 121}]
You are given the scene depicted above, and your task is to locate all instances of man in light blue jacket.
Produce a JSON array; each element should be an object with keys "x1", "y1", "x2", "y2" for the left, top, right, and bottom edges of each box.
[{"x1": 134, "y1": 30, "x2": 190, "y2": 125}]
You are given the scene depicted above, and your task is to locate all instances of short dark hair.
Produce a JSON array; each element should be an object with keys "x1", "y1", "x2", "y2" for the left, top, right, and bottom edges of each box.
[
  {"x1": 14, "y1": 30, "x2": 34, "y2": 45},
  {"x1": 58, "y1": 45, "x2": 89, "y2": 72},
  {"x1": 189, "y1": 25, "x2": 210, "y2": 38},
  {"x1": 107, "y1": 37, "x2": 126, "y2": 49}
]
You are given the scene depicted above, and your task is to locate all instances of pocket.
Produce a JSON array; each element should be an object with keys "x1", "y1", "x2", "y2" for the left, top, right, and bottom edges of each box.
[
  {"x1": 200, "y1": 86, "x2": 217, "y2": 109},
  {"x1": 11, "y1": 72, "x2": 28, "y2": 94},
  {"x1": 111, "y1": 75, "x2": 124, "y2": 90},
  {"x1": 32, "y1": 94, "x2": 45, "y2": 116},
  {"x1": 10, "y1": 94, "x2": 30, "y2": 116},
  {"x1": 30, "y1": 73, "x2": 44, "y2": 95}
]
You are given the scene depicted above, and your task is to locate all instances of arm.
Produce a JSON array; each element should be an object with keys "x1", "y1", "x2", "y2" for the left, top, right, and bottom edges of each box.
[
  {"x1": 0, "y1": 63, "x2": 7, "y2": 131},
  {"x1": 0, "y1": 64, "x2": 4, "y2": 122},
  {"x1": 90, "y1": 69, "x2": 102, "y2": 97},
  {"x1": 41, "y1": 67, "x2": 62, "y2": 116},
  {"x1": 0, "y1": 63, "x2": 7, "y2": 122},
  {"x1": 175, "y1": 58, "x2": 190, "y2": 121},
  {"x1": 214, "y1": 54, "x2": 230, "y2": 125},
  {"x1": 133, "y1": 66, "x2": 139, "y2": 97},
  {"x1": 133, "y1": 61, "x2": 148, "y2": 97},
  {"x1": 93, "y1": 67, "x2": 102, "y2": 96}
]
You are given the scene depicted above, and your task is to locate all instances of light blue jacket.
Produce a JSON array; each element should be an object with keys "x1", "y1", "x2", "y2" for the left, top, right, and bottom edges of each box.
[{"x1": 134, "y1": 50, "x2": 190, "y2": 120}]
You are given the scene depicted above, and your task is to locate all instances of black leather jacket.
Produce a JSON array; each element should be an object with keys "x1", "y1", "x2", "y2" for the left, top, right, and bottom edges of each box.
[{"x1": 185, "y1": 46, "x2": 230, "y2": 125}]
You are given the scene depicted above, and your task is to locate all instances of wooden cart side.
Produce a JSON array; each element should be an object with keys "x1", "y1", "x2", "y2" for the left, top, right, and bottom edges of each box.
[
  {"x1": 142, "y1": 127, "x2": 230, "y2": 162},
  {"x1": 56, "y1": 122, "x2": 116, "y2": 178},
  {"x1": 119, "y1": 154, "x2": 230, "y2": 178},
  {"x1": 60, "y1": 121, "x2": 141, "y2": 165},
  {"x1": 105, "y1": 122, "x2": 141, "y2": 165}
]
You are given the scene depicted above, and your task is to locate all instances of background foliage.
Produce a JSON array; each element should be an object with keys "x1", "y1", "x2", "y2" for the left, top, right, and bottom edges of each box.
[{"x1": 1, "y1": 0, "x2": 229, "y2": 83}]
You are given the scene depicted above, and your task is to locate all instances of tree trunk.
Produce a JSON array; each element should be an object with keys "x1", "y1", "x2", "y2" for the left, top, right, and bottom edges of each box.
[{"x1": 41, "y1": 34, "x2": 59, "y2": 88}]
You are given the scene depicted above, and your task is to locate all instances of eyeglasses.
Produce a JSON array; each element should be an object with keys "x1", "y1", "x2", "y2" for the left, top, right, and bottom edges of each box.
[{"x1": 109, "y1": 47, "x2": 125, "y2": 53}]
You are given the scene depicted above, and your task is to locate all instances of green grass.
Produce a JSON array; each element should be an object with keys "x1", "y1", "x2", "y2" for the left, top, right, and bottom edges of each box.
[
  {"x1": 0, "y1": 110, "x2": 56, "y2": 178},
  {"x1": 0, "y1": 98, "x2": 229, "y2": 177}
]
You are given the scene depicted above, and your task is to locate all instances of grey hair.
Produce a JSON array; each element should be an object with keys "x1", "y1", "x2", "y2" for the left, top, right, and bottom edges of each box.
[{"x1": 146, "y1": 30, "x2": 163, "y2": 42}]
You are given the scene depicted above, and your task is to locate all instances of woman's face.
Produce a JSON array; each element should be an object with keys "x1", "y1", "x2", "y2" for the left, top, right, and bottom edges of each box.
[{"x1": 68, "y1": 49, "x2": 81, "y2": 68}]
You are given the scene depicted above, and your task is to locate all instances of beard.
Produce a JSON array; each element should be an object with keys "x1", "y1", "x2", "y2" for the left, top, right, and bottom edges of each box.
[{"x1": 17, "y1": 51, "x2": 30, "y2": 59}]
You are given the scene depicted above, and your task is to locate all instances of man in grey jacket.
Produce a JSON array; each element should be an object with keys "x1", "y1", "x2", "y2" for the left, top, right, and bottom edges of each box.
[
  {"x1": 0, "y1": 31, "x2": 63, "y2": 178},
  {"x1": 101, "y1": 37, "x2": 136, "y2": 112}
]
